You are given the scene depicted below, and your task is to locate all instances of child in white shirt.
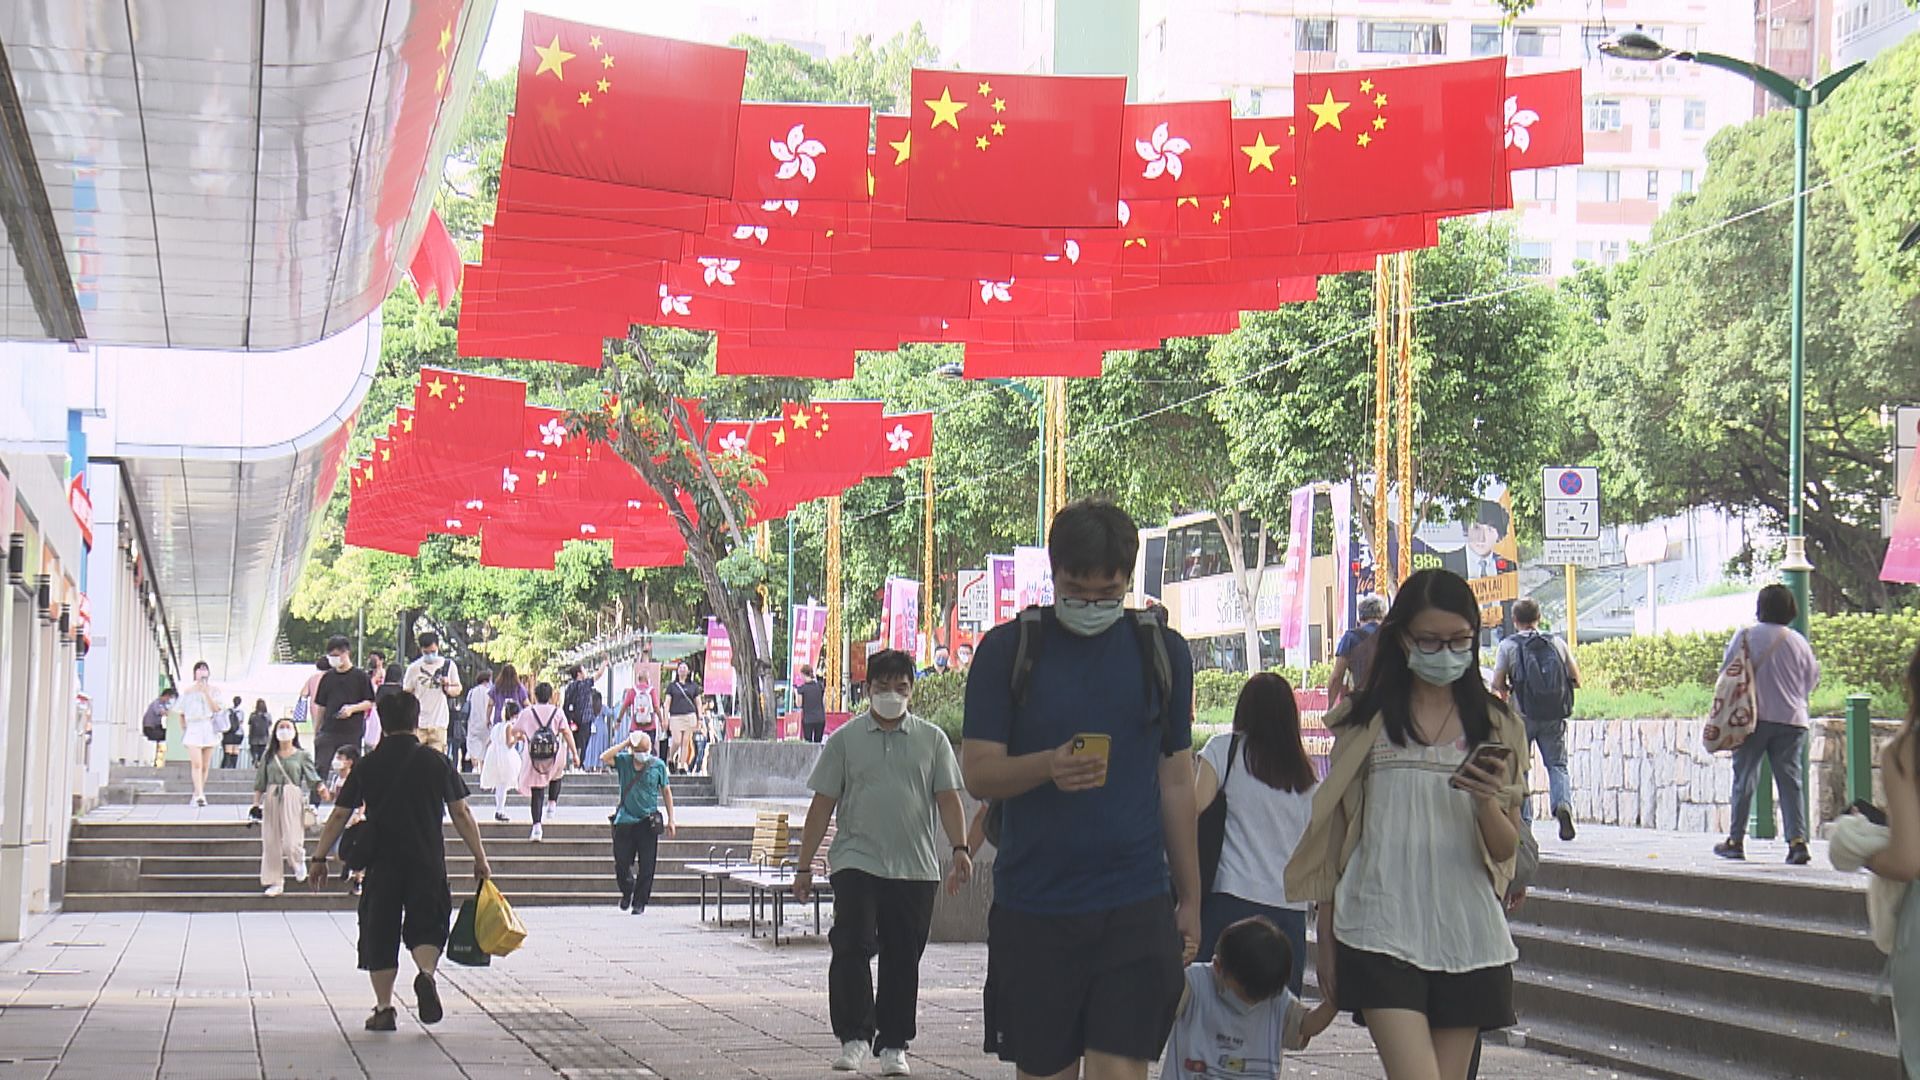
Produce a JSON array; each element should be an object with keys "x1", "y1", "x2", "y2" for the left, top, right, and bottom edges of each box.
[{"x1": 1163, "y1": 916, "x2": 1337, "y2": 1079}]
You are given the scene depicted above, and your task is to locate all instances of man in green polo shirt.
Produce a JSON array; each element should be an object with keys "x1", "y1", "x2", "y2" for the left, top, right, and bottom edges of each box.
[{"x1": 794, "y1": 649, "x2": 971, "y2": 1078}]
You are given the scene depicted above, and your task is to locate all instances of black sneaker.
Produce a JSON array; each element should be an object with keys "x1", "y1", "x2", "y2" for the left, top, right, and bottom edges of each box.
[
  {"x1": 620, "y1": 893, "x2": 632, "y2": 911},
  {"x1": 1555, "y1": 805, "x2": 1577, "y2": 842},
  {"x1": 1714, "y1": 839, "x2": 1745, "y2": 861},
  {"x1": 414, "y1": 972, "x2": 444, "y2": 1025},
  {"x1": 365, "y1": 1006, "x2": 397, "y2": 1032},
  {"x1": 493, "y1": 812, "x2": 510, "y2": 823},
  {"x1": 1786, "y1": 842, "x2": 1812, "y2": 866}
]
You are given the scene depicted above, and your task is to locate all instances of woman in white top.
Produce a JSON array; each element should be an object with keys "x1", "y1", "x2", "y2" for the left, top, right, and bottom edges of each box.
[
  {"x1": 177, "y1": 660, "x2": 224, "y2": 806},
  {"x1": 1284, "y1": 569, "x2": 1530, "y2": 1080},
  {"x1": 1195, "y1": 671, "x2": 1319, "y2": 994}
]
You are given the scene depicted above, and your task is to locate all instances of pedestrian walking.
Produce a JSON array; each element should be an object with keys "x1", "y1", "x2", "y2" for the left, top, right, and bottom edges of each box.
[
  {"x1": 665, "y1": 662, "x2": 701, "y2": 773},
  {"x1": 962, "y1": 499, "x2": 1201, "y2": 1080},
  {"x1": 462, "y1": 668, "x2": 494, "y2": 773},
  {"x1": 795, "y1": 649, "x2": 970, "y2": 1077},
  {"x1": 625, "y1": 664, "x2": 662, "y2": 752},
  {"x1": 563, "y1": 665, "x2": 598, "y2": 767},
  {"x1": 249, "y1": 718, "x2": 319, "y2": 896},
  {"x1": 601, "y1": 730, "x2": 675, "y2": 912},
  {"x1": 141, "y1": 687, "x2": 177, "y2": 767},
  {"x1": 509, "y1": 682, "x2": 574, "y2": 841},
  {"x1": 487, "y1": 664, "x2": 528, "y2": 736},
  {"x1": 323, "y1": 744, "x2": 366, "y2": 895},
  {"x1": 1491, "y1": 598, "x2": 1582, "y2": 842},
  {"x1": 247, "y1": 699, "x2": 272, "y2": 768},
  {"x1": 404, "y1": 631, "x2": 462, "y2": 758},
  {"x1": 1194, "y1": 672, "x2": 1319, "y2": 994},
  {"x1": 480, "y1": 700, "x2": 523, "y2": 823},
  {"x1": 312, "y1": 636, "x2": 378, "y2": 804},
  {"x1": 1161, "y1": 916, "x2": 1336, "y2": 1080},
  {"x1": 797, "y1": 664, "x2": 828, "y2": 743},
  {"x1": 582, "y1": 691, "x2": 611, "y2": 772},
  {"x1": 1286, "y1": 568, "x2": 1529, "y2": 1080},
  {"x1": 220, "y1": 696, "x2": 247, "y2": 769},
  {"x1": 367, "y1": 651, "x2": 388, "y2": 689},
  {"x1": 1328, "y1": 595, "x2": 1386, "y2": 709},
  {"x1": 1714, "y1": 584, "x2": 1821, "y2": 866},
  {"x1": 368, "y1": 663, "x2": 406, "y2": 753},
  {"x1": 178, "y1": 661, "x2": 224, "y2": 806},
  {"x1": 309, "y1": 693, "x2": 491, "y2": 1033}
]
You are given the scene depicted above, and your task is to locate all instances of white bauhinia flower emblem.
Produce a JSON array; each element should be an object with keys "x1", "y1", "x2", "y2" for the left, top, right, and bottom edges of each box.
[
  {"x1": 979, "y1": 278, "x2": 1014, "y2": 304},
  {"x1": 446, "y1": 518, "x2": 463, "y2": 529},
  {"x1": 626, "y1": 499, "x2": 645, "y2": 510},
  {"x1": 698, "y1": 257, "x2": 741, "y2": 287},
  {"x1": 466, "y1": 499, "x2": 485, "y2": 510},
  {"x1": 1043, "y1": 239, "x2": 1082, "y2": 265},
  {"x1": 580, "y1": 523, "x2": 598, "y2": 536},
  {"x1": 886, "y1": 424, "x2": 913, "y2": 453},
  {"x1": 761, "y1": 198, "x2": 800, "y2": 216},
  {"x1": 501, "y1": 468, "x2": 519, "y2": 494},
  {"x1": 524, "y1": 448, "x2": 545, "y2": 461},
  {"x1": 539, "y1": 418, "x2": 566, "y2": 446},
  {"x1": 1135, "y1": 122, "x2": 1192, "y2": 181},
  {"x1": 732, "y1": 224, "x2": 769, "y2": 244},
  {"x1": 769, "y1": 123, "x2": 827, "y2": 182},
  {"x1": 719, "y1": 430, "x2": 748, "y2": 454},
  {"x1": 658, "y1": 283, "x2": 691, "y2": 316},
  {"x1": 1117, "y1": 199, "x2": 1131, "y2": 226},
  {"x1": 1504, "y1": 96, "x2": 1539, "y2": 153}
]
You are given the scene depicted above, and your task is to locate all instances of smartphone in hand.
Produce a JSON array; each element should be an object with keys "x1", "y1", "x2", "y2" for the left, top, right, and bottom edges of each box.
[{"x1": 1451, "y1": 743, "x2": 1513, "y2": 790}]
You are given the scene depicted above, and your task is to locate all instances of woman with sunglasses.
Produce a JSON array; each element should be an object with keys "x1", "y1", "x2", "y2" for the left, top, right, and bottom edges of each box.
[{"x1": 1285, "y1": 569, "x2": 1530, "y2": 1080}]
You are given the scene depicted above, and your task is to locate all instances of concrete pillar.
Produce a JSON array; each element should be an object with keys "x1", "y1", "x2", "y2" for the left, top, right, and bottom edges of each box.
[{"x1": 0, "y1": 591, "x2": 40, "y2": 940}]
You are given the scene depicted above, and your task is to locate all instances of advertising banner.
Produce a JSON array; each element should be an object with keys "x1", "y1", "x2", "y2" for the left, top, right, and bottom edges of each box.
[
  {"x1": 883, "y1": 577, "x2": 921, "y2": 656},
  {"x1": 789, "y1": 603, "x2": 827, "y2": 683},
  {"x1": 988, "y1": 555, "x2": 1017, "y2": 625},
  {"x1": 1330, "y1": 481, "x2": 1354, "y2": 642},
  {"x1": 956, "y1": 568, "x2": 990, "y2": 630},
  {"x1": 1012, "y1": 546, "x2": 1054, "y2": 611},
  {"x1": 1885, "y1": 445, "x2": 1920, "y2": 583},
  {"x1": 704, "y1": 616, "x2": 735, "y2": 697},
  {"x1": 1276, "y1": 484, "x2": 1316, "y2": 649}
]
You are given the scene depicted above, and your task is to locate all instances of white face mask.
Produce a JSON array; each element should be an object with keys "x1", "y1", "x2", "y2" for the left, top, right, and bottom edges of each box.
[
  {"x1": 869, "y1": 691, "x2": 910, "y2": 720},
  {"x1": 275, "y1": 727, "x2": 296, "y2": 743},
  {"x1": 330, "y1": 654, "x2": 352, "y2": 672}
]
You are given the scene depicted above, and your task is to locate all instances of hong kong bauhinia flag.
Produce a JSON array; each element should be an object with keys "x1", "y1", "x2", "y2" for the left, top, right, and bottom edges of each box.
[
  {"x1": 1503, "y1": 70, "x2": 1585, "y2": 170},
  {"x1": 905, "y1": 69, "x2": 1127, "y2": 228},
  {"x1": 510, "y1": 12, "x2": 746, "y2": 197},
  {"x1": 1294, "y1": 58, "x2": 1505, "y2": 223}
]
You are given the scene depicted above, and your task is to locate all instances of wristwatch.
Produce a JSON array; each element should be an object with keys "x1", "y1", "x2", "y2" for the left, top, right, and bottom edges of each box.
[{"x1": 953, "y1": 845, "x2": 970, "y2": 855}]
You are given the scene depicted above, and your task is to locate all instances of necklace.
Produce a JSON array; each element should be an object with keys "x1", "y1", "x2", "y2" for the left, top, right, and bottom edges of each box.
[{"x1": 1413, "y1": 697, "x2": 1461, "y2": 745}]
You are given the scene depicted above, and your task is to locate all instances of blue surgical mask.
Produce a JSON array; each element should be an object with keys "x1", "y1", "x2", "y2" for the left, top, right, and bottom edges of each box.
[
  {"x1": 1056, "y1": 602, "x2": 1125, "y2": 637},
  {"x1": 1407, "y1": 648, "x2": 1474, "y2": 687}
]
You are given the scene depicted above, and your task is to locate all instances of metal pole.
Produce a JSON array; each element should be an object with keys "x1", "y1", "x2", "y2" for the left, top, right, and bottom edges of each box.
[
  {"x1": 1647, "y1": 563, "x2": 1658, "y2": 635},
  {"x1": 1035, "y1": 389, "x2": 1047, "y2": 546},
  {"x1": 1846, "y1": 692, "x2": 1874, "y2": 804},
  {"x1": 785, "y1": 513, "x2": 795, "y2": 714},
  {"x1": 1565, "y1": 564, "x2": 1578, "y2": 651},
  {"x1": 1784, "y1": 100, "x2": 1812, "y2": 639}
]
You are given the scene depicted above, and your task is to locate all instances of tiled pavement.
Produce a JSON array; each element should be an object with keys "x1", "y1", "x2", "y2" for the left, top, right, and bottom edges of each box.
[{"x1": 0, "y1": 903, "x2": 1663, "y2": 1080}]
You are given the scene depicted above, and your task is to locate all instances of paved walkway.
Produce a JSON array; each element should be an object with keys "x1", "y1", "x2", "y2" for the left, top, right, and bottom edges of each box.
[
  {"x1": 1541, "y1": 822, "x2": 1860, "y2": 890},
  {"x1": 0, "y1": 906, "x2": 1660, "y2": 1080}
]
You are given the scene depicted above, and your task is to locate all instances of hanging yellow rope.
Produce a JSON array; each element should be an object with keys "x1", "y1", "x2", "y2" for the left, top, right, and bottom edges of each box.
[
  {"x1": 824, "y1": 495, "x2": 843, "y2": 710},
  {"x1": 1373, "y1": 256, "x2": 1392, "y2": 597},
  {"x1": 1396, "y1": 250, "x2": 1416, "y2": 585},
  {"x1": 923, "y1": 456, "x2": 936, "y2": 661}
]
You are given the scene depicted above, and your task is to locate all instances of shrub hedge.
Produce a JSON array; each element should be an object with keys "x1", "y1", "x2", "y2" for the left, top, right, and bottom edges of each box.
[{"x1": 1579, "y1": 612, "x2": 1920, "y2": 695}]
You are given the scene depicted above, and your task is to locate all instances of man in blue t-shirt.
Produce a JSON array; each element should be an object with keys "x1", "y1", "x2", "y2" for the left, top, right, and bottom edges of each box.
[{"x1": 963, "y1": 498, "x2": 1199, "y2": 1080}]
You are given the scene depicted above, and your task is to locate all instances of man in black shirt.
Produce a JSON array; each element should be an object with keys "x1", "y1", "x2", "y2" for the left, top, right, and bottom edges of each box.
[
  {"x1": 310, "y1": 692, "x2": 490, "y2": 1033},
  {"x1": 312, "y1": 635, "x2": 378, "y2": 805},
  {"x1": 796, "y1": 664, "x2": 828, "y2": 743}
]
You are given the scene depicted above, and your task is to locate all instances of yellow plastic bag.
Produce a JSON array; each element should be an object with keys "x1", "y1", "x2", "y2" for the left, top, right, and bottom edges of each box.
[{"x1": 473, "y1": 878, "x2": 527, "y2": 957}]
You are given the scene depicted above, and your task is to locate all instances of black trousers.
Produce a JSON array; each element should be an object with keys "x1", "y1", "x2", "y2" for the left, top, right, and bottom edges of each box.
[
  {"x1": 828, "y1": 869, "x2": 939, "y2": 1051},
  {"x1": 803, "y1": 719, "x2": 825, "y2": 744},
  {"x1": 612, "y1": 822, "x2": 660, "y2": 909},
  {"x1": 220, "y1": 742, "x2": 243, "y2": 767},
  {"x1": 530, "y1": 777, "x2": 563, "y2": 825}
]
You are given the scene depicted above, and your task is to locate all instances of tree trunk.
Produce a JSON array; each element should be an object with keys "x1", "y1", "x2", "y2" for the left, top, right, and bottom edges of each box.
[{"x1": 1210, "y1": 509, "x2": 1269, "y2": 674}]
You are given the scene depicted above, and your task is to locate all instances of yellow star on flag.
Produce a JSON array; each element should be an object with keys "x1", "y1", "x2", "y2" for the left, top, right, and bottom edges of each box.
[
  {"x1": 533, "y1": 35, "x2": 575, "y2": 80},
  {"x1": 991, "y1": 120, "x2": 1006, "y2": 136},
  {"x1": 867, "y1": 169, "x2": 875, "y2": 196},
  {"x1": 1176, "y1": 196, "x2": 1199, "y2": 208},
  {"x1": 1360, "y1": 79, "x2": 1375, "y2": 94},
  {"x1": 976, "y1": 135, "x2": 991, "y2": 150},
  {"x1": 427, "y1": 377, "x2": 447, "y2": 398},
  {"x1": 925, "y1": 87, "x2": 968, "y2": 130},
  {"x1": 1307, "y1": 90, "x2": 1350, "y2": 132},
  {"x1": 438, "y1": 24, "x2": 453, "y2": 55},
  {"x1": 597, "y1": 78, "x2": 611, "y2": 93},
  {"x1": 889, "y1": 130, "x2": 912, "y2": 165},
  {"x1": 402, "y1": 415, "x2": 414, "y2": 433},
  {"x1": 601, "y1": 53, "x2": 615, "y2": 70},
  {"x1": 1357, "y1": 132, "x2": 1372, "y2": 148},
  {"x1": 992, "y1": 98, "x2": 1007, "y2": 113},
  {"x1": 578, "y1": 91, "x2": 593, "y2": 107},
  {"x1": 380, "y1": 448, "x2": 391, "y2": 462},
  {"x1": 1240, "y1": 131, "x2": 1281, "y2": 172},
  {"x1": 773, "y1": 428, "x2": 788, "y2": 446},
  {"x1": 1372, "y1": 116, "x2": 1386, "y2": 131},
  {"x1": 791, "y1": 410, "x2": 810, "y2": 430},
  {"x1": 1375, "y1": 93, "x2": 1388, "y2": 108},
  {"x1": 977, "y1": 80, "x2": 993, "y2": 96},
  {"x1": 588, "y1": 34, "x2": 603, "y2": 50},
  {"x1": 435, "y1": 65, "x2": 447, "y2": 93},
  {"x1": 1212, "y1": 210, "x2": 1223, "y2": 224}
]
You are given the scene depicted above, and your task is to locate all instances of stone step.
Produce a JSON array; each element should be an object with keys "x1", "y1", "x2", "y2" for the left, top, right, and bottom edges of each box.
[
  {"x1": 119, "y1": 790, "x2": 720, "y2": 807},
  {"x1": 60, "y1": 888, "x2": 739, "y2": 913},
  {"x1": 116, "y1": 871, "x2": 718, "y2": 896},
  {"x1": 73, "y1": 820, "x2": 748, "y2": 840}
]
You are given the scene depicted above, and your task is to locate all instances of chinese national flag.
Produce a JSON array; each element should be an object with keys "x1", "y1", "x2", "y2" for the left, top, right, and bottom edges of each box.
[
  {"x1": 731, "y1": 103, "x2": 872, "y2": 203},
  {"x1": 413, "y1": 368, "x2": 527, "y2": 453},
  {"x1": 1294, "y1": 58, "x2": 1505, "y2": 223},
  {"x1": 1230, "y1": 117, "x2": 1297, "y2": 198},
  {"x1": 905, "y1": 70, "x2": 1127, "y2": 228},
  {"x1": 510, "y1": 13, "x2": 746, "y2": 197},
  {"x1": 1120, "y1": 101, "x2": 1235, "y2": 200},
  {"x1": 1504, "y1": 70, "x2": 1584, "y2": 170}
]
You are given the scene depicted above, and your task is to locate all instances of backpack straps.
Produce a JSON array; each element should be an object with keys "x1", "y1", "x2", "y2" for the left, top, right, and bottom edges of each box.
[
  {"x1": 1009, "y1": 606, "x2": 1050, "y2": 709},
  {"x1": 1130, "y1": 607, "x2": 1174, "y2": 727}
]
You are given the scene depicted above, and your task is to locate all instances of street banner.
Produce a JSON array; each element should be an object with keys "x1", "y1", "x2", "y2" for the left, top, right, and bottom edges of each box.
[
  {"x1": 988, "y1": 555, "x2": 1017, "y2": 625},
  {"x1": 883, "y1": 577, "x2": 921, "y2": 656},
  {"x1": 789, "y1": 603, "x2": 827, "y2": 683},
  {"x1": 1013, "y1": 546, "x2": 1054, "y2": 611},
  {"x1": 1330, "y1": 481, "x2": 1354, "y2": 644},
  {"x1": 1276, "y1": 484, "x2": 1316, "y2": 649},
  {"x1": 956, "y1": 568, "x2": 991, "y2": 630},
  {"x1": 704, "y1": 617, "x2": 735, "y2": 697},
  {"x1": 1884, "y1": 445, "x2": 1920, "y2": 583}
]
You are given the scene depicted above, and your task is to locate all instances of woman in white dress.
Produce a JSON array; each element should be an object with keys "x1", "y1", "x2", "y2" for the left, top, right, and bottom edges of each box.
[
  {"x1": 480, "y1": 700, "x2": 524, "y2": 823},
  {"x1": 177, "y1": 661, "x2": 223, "y2": 806}
]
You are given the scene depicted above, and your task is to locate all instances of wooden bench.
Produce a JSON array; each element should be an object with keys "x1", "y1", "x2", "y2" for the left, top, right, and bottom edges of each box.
[
  {"x1": 685, "y1": 811, "x2": 789, "y2": 924},
  {"x1": 740, "y1": 820, "x2": 835, "y2": 946}
]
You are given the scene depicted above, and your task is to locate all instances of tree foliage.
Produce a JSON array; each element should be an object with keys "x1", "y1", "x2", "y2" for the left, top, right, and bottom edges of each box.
[{"x1": 1813, "y1": 31, "x2": 1920, "y2": 303}]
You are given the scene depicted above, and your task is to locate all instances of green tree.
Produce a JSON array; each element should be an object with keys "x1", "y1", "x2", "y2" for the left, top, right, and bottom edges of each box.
[
  {"x1": 734, "y1": 25, "x2": 936, "y2": 113},
  {"x1": 1813, "y1": 32, "x2": 1920, "y2": 302},
  {"x1": 1575, "y1": 110, "x2": 1920, "y2": 609}
]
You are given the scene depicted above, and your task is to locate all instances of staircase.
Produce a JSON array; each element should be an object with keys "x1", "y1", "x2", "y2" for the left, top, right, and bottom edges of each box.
[
  {"x1": 1509, "y1": 858, "x2": 1899, "y2": 1080},
  {"x1": 68, "y1": 765, "x2": 746, "y2": 912}
]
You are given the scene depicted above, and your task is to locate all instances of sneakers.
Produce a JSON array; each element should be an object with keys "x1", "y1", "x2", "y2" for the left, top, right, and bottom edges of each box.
[
  {"x1": 365, "y1": 1006, "x2": 397, "y2": 1032},
  {"x1": 263, "y1": 883, "x2": 284, "y2": 897},
  {"x1": 831, "y1": 1040, "x2": 869, "y2": 1072},
  {"x1": 192, "y1": 795, "x2": 207, "y2": 808},
  {"x1": 1787, "y1": 841, "x2": 1812, "y2": 866},
  {"x1": 413, "y1": 972, "x2": 444, "y2": 1025},
  {"x1": 1714, "y1": 838, "x2": 1746, "y2": 861},
  {"x1": 530, "y1": 823, "x2": 544, "y2": 842},
  {"x1": 1554, "y1": 805, "x2": 1577, "y2": 842},
  {"x1": 292, "y1": 864, "x2": 308, "y2": 884},
  {"x1": 493, "y1": 812, "x2": 510, "y2": 823},
  {"x1": 877, "y1": 1048, "x2": 911, "y2": 1076}
]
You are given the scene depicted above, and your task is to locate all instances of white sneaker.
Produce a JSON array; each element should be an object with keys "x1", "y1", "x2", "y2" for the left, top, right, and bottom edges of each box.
[
  {"x1": 530, "y1": 824, "x2": 544, "y2": 842},
  {"x1": 263, "y1": 883, "x2": 283, "y2": 897},
  {"x1": 292, "y1": 864, "x2": 308, "y2": 884},
  {"x1": 877, "y1": 1048, "x2": 910, "y2": 1076},
  {"x1": 830, "y1": 1040, "x2": 868, "y2": 1072}
]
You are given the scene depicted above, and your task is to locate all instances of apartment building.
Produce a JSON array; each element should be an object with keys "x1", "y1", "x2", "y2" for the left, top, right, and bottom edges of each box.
[
  {"x1": 1134, "y1": 0, "x2": 1757, "y2": 277},
  {"x1": 1833, "y1": 0, "x2": 1919, "y2": 64}
]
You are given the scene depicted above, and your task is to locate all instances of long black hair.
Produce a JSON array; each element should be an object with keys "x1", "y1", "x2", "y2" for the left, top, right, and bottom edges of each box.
[
  {"x1": 1233, "y1": 672, "x2": 1317, "y2": 793},
  {"x1": 1342, "y1": 568, "x2": 1497, "y2": 748}
]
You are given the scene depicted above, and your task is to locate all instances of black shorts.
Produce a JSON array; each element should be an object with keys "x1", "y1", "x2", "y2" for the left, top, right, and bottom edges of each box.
[
  {"x1": 356, "y1": 867, "x2": 453, "y2": 972},
  {"x1": 1334, "y1": 941, "x2": 1515, "y2": 1031},
  {"x1": 982, "y1": 894, "x2": 1185, "y2": 1075}
]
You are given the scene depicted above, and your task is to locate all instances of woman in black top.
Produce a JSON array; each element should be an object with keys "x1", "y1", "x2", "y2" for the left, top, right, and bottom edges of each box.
[
  {"x1": 247, "y1": 699, "x2": 273, "y2": 767},
  {"x1": 664, "y1": 663, "x2": 701, "y2": 774}
]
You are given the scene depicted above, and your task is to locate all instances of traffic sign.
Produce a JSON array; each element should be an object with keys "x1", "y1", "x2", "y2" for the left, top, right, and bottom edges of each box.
[
  {"x1": 1542, "y1": 466, "x2": 1601, "y2": 565},
  {"x1": 1543, "y1": 539, "x2": 1603, "y2": 567}
]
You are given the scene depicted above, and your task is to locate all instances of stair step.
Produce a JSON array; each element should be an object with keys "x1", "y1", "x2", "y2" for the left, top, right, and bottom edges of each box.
[
  {"x1": 60, "y1": 890, "x2": 739, "y2": 913},
  {"x1": 1534, "y1": 859, "x2": 1864, "y2": 925},
  {"x1": 1513, "y1": 887, "x2": 1883, "y2": 975}
]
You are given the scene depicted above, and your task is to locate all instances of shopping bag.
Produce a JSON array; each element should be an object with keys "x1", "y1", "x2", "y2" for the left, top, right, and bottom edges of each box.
[
  {"x1": 473, "y1": 878, "x2": 527, "y2": 957},
  {"x1": 446, "y1": 896, "x2": 490, "y2": 967}
]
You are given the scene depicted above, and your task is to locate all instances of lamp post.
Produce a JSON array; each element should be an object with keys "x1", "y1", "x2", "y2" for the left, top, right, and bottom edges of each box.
[
  {"x1": 935, "y1": 363, "x2": 1046, "y2": 545},
  {"x1": 1599, "y1": 32, "x2": 1861, "y2": 635}
]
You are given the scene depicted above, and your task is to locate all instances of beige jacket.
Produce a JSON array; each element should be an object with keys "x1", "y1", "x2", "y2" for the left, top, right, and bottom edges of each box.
[{"x1": 1284, "y1": 699, "x2": 1531, "y2": 904}]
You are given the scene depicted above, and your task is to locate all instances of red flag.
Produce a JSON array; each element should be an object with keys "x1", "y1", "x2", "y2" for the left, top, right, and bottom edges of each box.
[
  {"x1": 963, "y1": 346, "x2": 1105, "y2": 378},
  {"x1": 413, "y1": 368, "x2": 525, "y2": 451},
  {"x1": 1504, "y1": 70, "x2": 1584, "y2": 170},
  {"x1": 1231, "y1": 117, "x2": 1297, "y2": 198},
  {"x1": 1294, "y1": 59, "x2": 1505, "y2": 223},
  {"x1": 871, "y1": 412, "x2": 935, "y2": 474},
  {"x1": 905, "y1": 70, "x2": 1126, "y2": 228},
  {"x1": 1120, "y1": 101, "x2": 1235, "y2": 200},
  {"x1": 509, "y1": 13, "x2": 746, "y2": 197},
  {"x1": 732, "y1": 103, "x2": 872, "y2": 203},
  {"x1": 408, "y1": 209, "x2": 461, "y2": 308}
]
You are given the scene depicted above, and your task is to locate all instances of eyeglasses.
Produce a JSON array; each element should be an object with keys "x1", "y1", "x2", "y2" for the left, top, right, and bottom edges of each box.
[
  {"x1": 1408, "y1": 634, "x2": 1476, "y2": 655},
  {"x1": 1058, "y1": 596, "x2": 1124, "y2": 611}
]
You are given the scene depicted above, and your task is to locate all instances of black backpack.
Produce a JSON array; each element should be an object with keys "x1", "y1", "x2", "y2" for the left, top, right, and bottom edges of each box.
[
  {"x1": 1511, "y1": 631, "x2": 1574, "y2": 724},
  {"x1": 1343, "y1": 622, "x2": 1382, "y2": 693},
  {"x1": 982, "y1": 605, "x2": 1180, "y2": 847},
  {"x1": 528, "y1": 706, "x2": 562, "y2": 763}
]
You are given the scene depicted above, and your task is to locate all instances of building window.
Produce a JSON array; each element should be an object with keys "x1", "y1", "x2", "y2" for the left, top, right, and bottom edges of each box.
[
  {"x1": 1648, "y1": 98, "x2": 1662, "y2": 130},
  {"x1": 1772, "y1": 22, "x2": 1810, "y2": 50},
  {"x1": 1514, "y1": 169, "x2": 1558, "y2": 201},
  {"x1": 1600, "y1": 240, "x2": 1623, "y2": 265},
  {"x1": 1646, "y1": 170, "x2": 1660, "y2": 201},
  {"x1": 1575, "y1": 240, "x2": 1595, "y2": 264},
  {"x1": 1471, "y1": 24, "x2": 1503, "y2": 56},
  {"x1": 1582, "y1": 26, "x2": 1610, "y2": 58},
  {"x1": 1578, "y1": 169, "x2": 1621, "y2": 203},
  {"x1": 1514, "y1": 26, "x2": 1560, "y2": 56},
  {"x1": 1585, "y1": 98, "x2": 1624, "y2": 132},
  {"x1": 1357, "y1": 21, "x2": 1446, "y2": 55},
  {"x1": 1247, "y1": 87, "x2": 1264, "y2": 114},
  {"x1": 1511, "y1": 241, "x2": 1554, "y2": 275},
  {"x1": 1683, "y1": 99, "x2": 1707, "y2": 130},
  {"x1": 1680, "y1": 169, "x2": 1696, "y2": 193},
  {"x1": 1296, "y1": 18, "x2": 1336, "y2": 51},
  {"x1": 1684, "y1": 26, "x2": 1700, "y2": 49}
]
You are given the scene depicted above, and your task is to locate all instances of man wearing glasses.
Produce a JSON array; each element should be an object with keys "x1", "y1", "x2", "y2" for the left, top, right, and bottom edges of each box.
[{"x1": 962, "y1": 499, "x2": 1200, "y2": 1080}]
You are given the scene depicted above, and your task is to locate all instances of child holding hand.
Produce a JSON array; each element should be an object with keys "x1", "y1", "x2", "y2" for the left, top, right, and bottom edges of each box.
[{"x1": 1162, "y1": 915, "x2": 1337, "y2": 1078}]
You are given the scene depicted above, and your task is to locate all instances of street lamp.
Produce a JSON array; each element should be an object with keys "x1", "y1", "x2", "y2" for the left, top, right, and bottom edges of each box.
[
  {"x1": 935, "y1": 362, "x2": 1047, "y2": 545},
  {"x1": 1900, "y1": 222, "x2": 1920, "y2": 254},
  {"x1": 1599, "y1": 31, "x2": 1862, "y2": 638}
]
